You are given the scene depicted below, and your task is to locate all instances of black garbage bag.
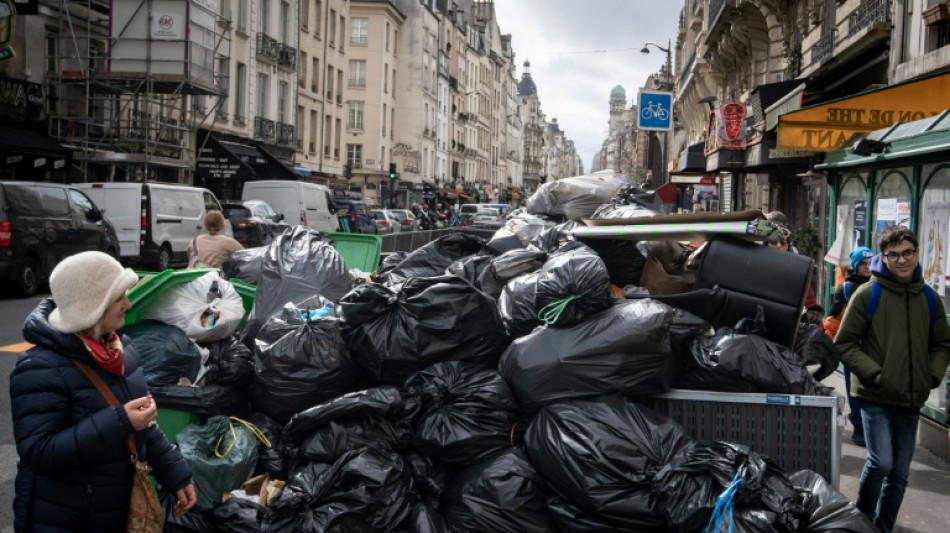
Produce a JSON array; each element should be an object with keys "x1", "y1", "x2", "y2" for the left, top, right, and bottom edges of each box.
[
  {"x1": 213, "y1": 498, "x2": 265, "y2": 533},
  {"x1": 789, "y1": 470, "x2": 876, "y2": 533},
  {"x1": 524, "y1": 395, "x2": 693, "y2": 532},
  {"x1": 441, "y1": 449, "x2": 555, "y2": 533},
  {"x1": 497, "y1": 272, "x2": 542, "y2": 339},
  {"x1": 499, "y1": 299, "x2": 709, "y2": 412},
  {"x1": 377, "y1": 251, "x2": 409, "y2": 278},
  {"x1": 405, "y1": 362, "x2": 522, "y2": 466},
  {"x1": 122, "y1": 320, "x2": 201, "y2": 387},
  {"x1": 534, "y1": 244, "x2": 612, "y2": 327},
  {"x1": 444, "y1": 255, "x2": 493, "y2": 288},
  {"x1": 252, "y1": 296, "x2": 363, "y2": 423},
  {"x1": 403, "y1": 451, "x2": 454, "y2": 509},
  {"x1": 162, "y1": 491, "x2": 215, "y2": 532},
  {"x1": 340, "y1": 275, "x2": 508, "y2": 385},
  {"x1": 590, "y1": 184, "x2": 666, "y2": 220},
  {"x1": 378, "y1": 233, "x2": 487, "y2": 285},
  {"x1": 262, "y1": 449, "x2": 416, "y2": 532},
  {"x1": 532, "y1": 220, "x2": 580, "y2": 253},
  {"x1": 577, "y1": 237, "x2": 645, "y2": 287},
  {"x1": 242, "y1": 226, "x2": 351, "y2": 345},
  {"x1": 150, "y1": 384, "x2": 249, "y2": 417},
  {"x1": 793, "y1": 323, "x2": 840, "y2": 381},
  {"x1": 281, "y1": 387, "x2": 416, "y2": 467},
  {"x1": 221, "y1": 246, "x2": 267, "y2": 285},
  {"x1": 654, "y1": 441, "x2": 806, "y2": 533},
  {"x1": 399, "y1": 503, "x2": 449, "y2": 533},
  {"x1": 676, "y1": 308, "x2": 833, "y2": 396},
  {"x1": 201, "y1": 335, "x2": 254, "y2": 388},
  {"x1": 478, "y1": 248, "x2": 547, "y2": 297},
  {"x1": 246, "y1": 412, "x2": 286, "y2": 478}
]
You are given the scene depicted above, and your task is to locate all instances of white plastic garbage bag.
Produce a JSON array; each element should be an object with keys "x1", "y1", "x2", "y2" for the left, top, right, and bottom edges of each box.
[
  {"x1": 526, "y1": 173, "x2": 633, "y2": 220},
  {"x1": 140, "y1": 271, "x2": 245, "y2": 343}
]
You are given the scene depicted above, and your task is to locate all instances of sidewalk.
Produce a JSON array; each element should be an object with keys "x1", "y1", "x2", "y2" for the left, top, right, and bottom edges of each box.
[{"x1": 827, "y1": 371, "x2": 950, "y2": 533}]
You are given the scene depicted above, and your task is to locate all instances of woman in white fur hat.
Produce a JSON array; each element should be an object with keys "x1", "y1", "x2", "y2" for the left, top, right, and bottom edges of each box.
[{"x1": 9, "y1": 251, "x2": 197, "y2": 532}]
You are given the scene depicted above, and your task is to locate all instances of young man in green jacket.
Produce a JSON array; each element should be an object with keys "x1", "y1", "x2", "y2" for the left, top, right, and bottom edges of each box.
[{"x1": 834, "y1": 225, "x2": 950, "y2": 533}]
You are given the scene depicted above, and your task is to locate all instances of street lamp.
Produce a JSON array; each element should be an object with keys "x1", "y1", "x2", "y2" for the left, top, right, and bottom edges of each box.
[{"x1": 640, "y1": 40, "x2": 673, "y2": 91}]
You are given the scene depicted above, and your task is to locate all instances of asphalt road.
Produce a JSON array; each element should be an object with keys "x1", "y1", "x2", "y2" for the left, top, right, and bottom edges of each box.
[{"x1": 0, "y1": 290, "x2": 49, "y2": 533}]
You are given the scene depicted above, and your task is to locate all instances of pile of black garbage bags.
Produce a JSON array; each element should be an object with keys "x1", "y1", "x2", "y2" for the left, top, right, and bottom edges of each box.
[{"x1": 130, "y1": 219, "x2": 864, "y2": 532}]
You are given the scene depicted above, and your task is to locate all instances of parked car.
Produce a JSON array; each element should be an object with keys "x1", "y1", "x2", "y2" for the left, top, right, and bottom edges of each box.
[
  {"x1": 221, "y1": 200, "x2": 290, "y2": 247},
  {"x1": 489, "y1": 203, "x2": 514, "y2": 218},
  {"x1": 389, "y1": 209, "x2": 421, "y2": 232},
  {"x1": 75, "y1": 182, "x2": 231, "y2": 271},
  {"x1": 334, "y1": 199, "x2": 378, "y2": 234},
  {"x1": 0, "y1": 181, "x2": 120, "y2": 297},
  {"x1": 473, "y1": 208, "x2": 504, "y2": 228},
  {"x1": 370, "y1": 209, "x2": 401, "y2": 234}
]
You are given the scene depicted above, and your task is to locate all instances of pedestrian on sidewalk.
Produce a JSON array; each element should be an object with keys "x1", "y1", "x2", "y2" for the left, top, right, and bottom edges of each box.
[
  {"x1": 823, "y1": 246, "x2": 875, "y2": 446},
  {"x1": 9, "y1": 251, "x2": 197, "y2": 532},
  {"x1": 187, "y1": 210, "x2": 244, "y2": 269},
  {"x1": 834, "y1": 226, "x2": 950, "y2": 533}
]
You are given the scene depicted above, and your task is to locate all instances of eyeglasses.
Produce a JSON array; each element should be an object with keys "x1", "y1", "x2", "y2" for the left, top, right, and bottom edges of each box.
[{"x1": 883, "y1": 249, "x2": 917, "y2": 262}]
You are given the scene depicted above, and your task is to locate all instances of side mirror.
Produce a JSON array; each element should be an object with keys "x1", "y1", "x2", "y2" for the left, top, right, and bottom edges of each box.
[
  {"x1": 86, "y1": 209, "x2": 103, "y2": 222},
  {"x1": 278, "y1": 213, "x2": 285, "y2": 221}
]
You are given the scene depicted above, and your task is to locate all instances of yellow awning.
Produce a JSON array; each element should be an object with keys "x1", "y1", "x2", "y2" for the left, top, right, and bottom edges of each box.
[{"x1": 776, "y1": 70, "x2": 950, "y2": 152}]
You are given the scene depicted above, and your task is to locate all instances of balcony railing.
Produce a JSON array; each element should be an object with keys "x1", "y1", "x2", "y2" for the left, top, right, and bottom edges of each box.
[
  {"x1": 848, "y1": 0, "x2": 890, "y2": 38},
  {"x1": 707, "y1": 0, "x2": 726, "y2": 30},
  {"x1": 276, "y1": 122, "x2": 295, "y2": 147},
  {"x1": 253, "y1": 116, "x2": 276, "y2": 142},
  {"x1": 278, "y1": 44, "x2": 297, "y2": 69},
  {"x1": 256, "y1": 33, "x2": 279, "y2": 63},
  {"x1": 810, "y1": 31, "x2": 835, "y2": 65}
]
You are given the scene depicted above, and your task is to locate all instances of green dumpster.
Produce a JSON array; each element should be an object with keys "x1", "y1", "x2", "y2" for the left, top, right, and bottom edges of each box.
[{"x1": 327, "y1": 232, "x2": 382, "y2": 272}]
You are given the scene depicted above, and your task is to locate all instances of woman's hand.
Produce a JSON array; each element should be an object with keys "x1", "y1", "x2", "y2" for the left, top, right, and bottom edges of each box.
[
  {"x1": 123, "y1": 396, "x2": 157, "y2": 432},
  {"x1": 175, "y1": 483, "x2": 198, "y2": 515}
]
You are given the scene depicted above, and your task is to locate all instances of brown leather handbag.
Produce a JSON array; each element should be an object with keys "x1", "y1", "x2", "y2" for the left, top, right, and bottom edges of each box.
[{"x1": 73, "y1": 360, "x2": 165, "y2": 533}]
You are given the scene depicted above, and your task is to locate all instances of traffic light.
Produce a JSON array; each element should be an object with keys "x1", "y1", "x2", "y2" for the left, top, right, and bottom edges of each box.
[
  {"x1": 343, "y1": 162, "x2": 353, "y2": 180},
  {"x1": 388, "y1": 163, "x2": 398, "y2": 180}
]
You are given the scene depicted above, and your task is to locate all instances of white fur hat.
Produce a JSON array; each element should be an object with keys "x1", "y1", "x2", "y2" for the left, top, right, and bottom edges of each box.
[{"x1": 49, "y1": 251, "x2": 139, "y2": 334}]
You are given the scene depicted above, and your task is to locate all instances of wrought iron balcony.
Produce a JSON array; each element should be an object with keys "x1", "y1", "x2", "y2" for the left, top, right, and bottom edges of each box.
[
  {"x1": 253, "y1": 116, "x2": 276, "y2": 142},
  {"x1": 810, "y1": 31, "x2": 835, "y2": 66},
  {"x1": 848, "y1": 0, "x2": 890, "y2": 38},
  {"x1": 276, "y1": 122, "x2": 295, "y2": 147},
  {"x1": 278, "y1": 44, "x2": 297, "y2": 70},
  {"x1": 256, "y1": 33, "x2": 279, "y2": 63}
]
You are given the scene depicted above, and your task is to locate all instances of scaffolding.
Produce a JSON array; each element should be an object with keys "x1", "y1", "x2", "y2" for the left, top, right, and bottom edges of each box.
[{"x1": 45, "y1": 0, "x2": 230, "y2": 182}]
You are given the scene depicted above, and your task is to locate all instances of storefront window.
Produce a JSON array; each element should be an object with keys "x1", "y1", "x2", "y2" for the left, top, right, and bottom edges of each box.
[
  {"x1": 838, "y1": 174, "x2": 868, "y2": 249},
  {"x1": 872, "y1": 168, "x2": 912, "y2": 250},
  {"x1": 920, "y1": 164, "x2": 950, "y2": 424}
]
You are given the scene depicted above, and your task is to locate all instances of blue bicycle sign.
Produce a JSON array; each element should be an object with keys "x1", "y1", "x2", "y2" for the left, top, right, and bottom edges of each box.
[{"x1": 638, "y1": 90, "x2": 673, "y2": 131}]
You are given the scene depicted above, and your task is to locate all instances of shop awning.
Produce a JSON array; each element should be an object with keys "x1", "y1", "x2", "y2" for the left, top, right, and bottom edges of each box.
[
  {"x1": 815, "y1": 110, "x2": 950, "y2": 170},
  {"x1": 673, "y1": 142, "x2": 706, "y2": 174},
  {"x1": 196, "y1": 130, "x2": 298, "y2": 181},
  {"x1": 294, "y1": 163, "x2": 312, "y2": 177},
  {"x1": 776, "y1": 70, "x2": 950, "y2": 152}
]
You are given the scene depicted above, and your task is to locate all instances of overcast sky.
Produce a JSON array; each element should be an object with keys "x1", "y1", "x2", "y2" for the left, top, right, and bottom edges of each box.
[{"x1": 493, "y1": 0, "x2": 683, "y2": 172}]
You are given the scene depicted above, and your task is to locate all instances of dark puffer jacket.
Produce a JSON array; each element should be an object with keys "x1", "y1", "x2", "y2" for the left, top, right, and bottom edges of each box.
[{"x1": 11, "y1": 298, "x2": 192, "y2": 532}]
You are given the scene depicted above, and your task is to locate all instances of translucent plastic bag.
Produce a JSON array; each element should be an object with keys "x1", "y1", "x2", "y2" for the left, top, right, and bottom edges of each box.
[
  {"x1": 141, "y1": 272, "x2": 245, "y2": 343},
  {"x1": 527, "y1": 173, "x2": 633, "y2": 220}
]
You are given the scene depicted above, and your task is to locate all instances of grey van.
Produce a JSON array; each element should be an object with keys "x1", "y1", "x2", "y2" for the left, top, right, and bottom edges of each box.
[{"x1": 0, "y1": 181, "x2": 120, "y2": 297}]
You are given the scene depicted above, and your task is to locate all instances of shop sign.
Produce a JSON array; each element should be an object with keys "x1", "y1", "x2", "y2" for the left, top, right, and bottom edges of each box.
[
  {"x1": 0, "y1": 77, "x2": 44, "y2": 121},
  {"x1": 704, "y1": 103, "x2": 747, "y2": 156},
  {"x1": 151, "y1": 13, "x2": 182, "y2": 40},
  {"x1": 776, "y1": 70, "x2": 950, "y2": 151},
  {"x1": 699, "y1": 175, "x2": 716, "y2": 185},
  {"x1": 721, "y1": 101, "x2": 746, "y2": 142}
]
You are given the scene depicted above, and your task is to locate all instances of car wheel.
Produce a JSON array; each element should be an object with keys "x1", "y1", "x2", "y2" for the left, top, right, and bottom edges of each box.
[
  {"x1": 156, "y1": 244, "x2": 172, "y2": 271},
  {"x1": 16, "y1": 256, "x2": 41, "y2": 298}
]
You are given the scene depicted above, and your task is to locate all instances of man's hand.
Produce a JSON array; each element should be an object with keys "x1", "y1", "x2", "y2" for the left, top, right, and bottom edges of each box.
[
  {"x1": 123, "y1": 396, "x2": 157, "y2": 432},
  {"x1": 174, "y1": 483, "x2": 198, "y2": 515},
  {"x1": 874, "y1": 373, "x2": 883, "y2": 386}
]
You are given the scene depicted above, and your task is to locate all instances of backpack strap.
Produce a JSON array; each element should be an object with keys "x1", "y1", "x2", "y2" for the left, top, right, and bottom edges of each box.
[
  {"x1": 842, "y1": 280, "x2": 854, "y2": 301},
  {"x1": 866, "y1": 281, "x2": 883, "y2": 324},
  {"x1": 867, "y1": 279, "x2": 939, "y2": 329}
]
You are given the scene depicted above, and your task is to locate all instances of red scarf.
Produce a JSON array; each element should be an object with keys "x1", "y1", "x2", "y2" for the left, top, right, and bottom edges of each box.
[{"x1": 79, "y1": 332, "x2": 125, "y2": 377}]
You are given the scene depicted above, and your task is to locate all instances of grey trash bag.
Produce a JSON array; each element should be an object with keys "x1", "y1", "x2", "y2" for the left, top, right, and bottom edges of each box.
[
  {"x1": 221, "y1": 246, "x2": 267, "y2": 285},
  {"x1": 477, "y1": 247, "x2": 547, "y2": 297}
]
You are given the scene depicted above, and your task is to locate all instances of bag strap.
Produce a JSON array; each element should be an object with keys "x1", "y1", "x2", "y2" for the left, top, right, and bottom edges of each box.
[
  {"x1": 842, "y1": 280, "x2": 854, "y2": 301},
  {"x1": 71, "y1": 359, "x2": 137, "y2": 460}
]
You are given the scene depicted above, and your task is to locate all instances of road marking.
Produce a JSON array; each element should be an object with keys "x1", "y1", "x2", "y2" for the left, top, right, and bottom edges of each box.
[{"x1": 0, "y1": 342, "x2": 32, "y2": 353}]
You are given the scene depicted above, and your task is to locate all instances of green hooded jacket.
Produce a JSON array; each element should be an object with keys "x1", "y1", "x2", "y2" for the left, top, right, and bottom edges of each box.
[{"x1": 834, "y1": 258, "x2": 950, "y2": 409}]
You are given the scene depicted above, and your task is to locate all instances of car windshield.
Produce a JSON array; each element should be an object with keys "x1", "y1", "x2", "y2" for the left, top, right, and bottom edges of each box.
[
  {"x1": 477, "y1": 209, "x2": 498, "y2": 216},
  {"x1": 392, "y1": 210, "x2": 412, "y2": 219},
  {"x1": 223, "y1": 206, "x2": 249, "y2": 220},
  {"x1": 371, "y1": 211, "x2": 387, "y2": 220}
]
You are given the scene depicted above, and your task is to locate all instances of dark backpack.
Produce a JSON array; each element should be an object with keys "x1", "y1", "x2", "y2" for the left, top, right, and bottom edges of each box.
[{"x1": 864, "y1": 280, "x2": 939, "y2": 328}]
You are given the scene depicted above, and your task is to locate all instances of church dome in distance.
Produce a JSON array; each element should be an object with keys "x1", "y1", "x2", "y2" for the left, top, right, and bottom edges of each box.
[{"x1": 610, "y1": 85, "x2": 626, "y2": 98}]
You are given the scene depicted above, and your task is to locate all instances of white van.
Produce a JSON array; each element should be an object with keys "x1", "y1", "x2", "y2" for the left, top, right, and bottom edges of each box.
[
  {"x1": 241, "y1": 180, "x2": 338, "y2": 233},
  {"x1": 74, "y1": 182, "x2": 231, "y2": 271}
]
